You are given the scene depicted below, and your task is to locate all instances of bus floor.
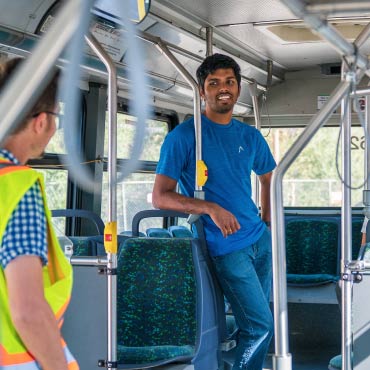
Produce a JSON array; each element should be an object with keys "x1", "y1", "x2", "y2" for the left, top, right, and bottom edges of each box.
[
  {"x1": 224, "y1": 301, "x2": 341, "y2": 370},
  {"x1": 223, "y1": 346, "x2": 339, "y2": 370}
]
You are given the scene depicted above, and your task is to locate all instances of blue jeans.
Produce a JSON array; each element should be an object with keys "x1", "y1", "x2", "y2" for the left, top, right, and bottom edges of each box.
[{"x1": 212, "y1": 228, "x2": 273, "y2": 370}]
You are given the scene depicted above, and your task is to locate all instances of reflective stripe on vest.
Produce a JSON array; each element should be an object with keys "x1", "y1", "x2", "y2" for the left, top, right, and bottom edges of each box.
[
  {"x1": 0, "y1": 161, "x2": 77, "y2": 369},
  {"x1": 0, "y1": 344, "x2": 78, "y2": 370}
]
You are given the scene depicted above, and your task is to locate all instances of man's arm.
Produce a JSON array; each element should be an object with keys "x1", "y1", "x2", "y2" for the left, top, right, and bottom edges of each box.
[
  {"x1": 5, "y1": 255, "x2": 68, "y2": 370},
  {"x1": 361, "y1": 233, "x2": 366, "y2": 245},
  {"x1": 258, "y1": 171, "x2": 273, "y2": 224},
  {"x1": 152, "y1": 174, "x2": 240, "y2": 237}
]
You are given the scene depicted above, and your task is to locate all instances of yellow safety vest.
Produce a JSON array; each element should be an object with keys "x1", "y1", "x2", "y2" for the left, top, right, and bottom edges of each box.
[{"x1": 0, "y1": 159, "x2": 78, "y2": 369}]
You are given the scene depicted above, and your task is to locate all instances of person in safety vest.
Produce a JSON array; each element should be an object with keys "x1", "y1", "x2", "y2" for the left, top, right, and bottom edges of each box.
[
  {"x1": 0, "y1": 58, "x2": 78, "y2": 370},
  {"x1": 153, "y1": 53, "x2": 276, "y2": 370}
]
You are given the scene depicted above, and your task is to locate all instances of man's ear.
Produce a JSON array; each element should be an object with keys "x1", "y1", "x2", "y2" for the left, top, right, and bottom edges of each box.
[
  {"x1": 199, "y1": 87, "x2": 205, "y2": 100},
  {"x1": 31, "y1": 113, "x2": 47, "y2": 134}
]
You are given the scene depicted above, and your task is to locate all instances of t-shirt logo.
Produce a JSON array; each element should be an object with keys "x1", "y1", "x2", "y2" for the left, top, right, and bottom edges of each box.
[{"x1": 238, "y1": 146, "x2": 244, "y2": 153}]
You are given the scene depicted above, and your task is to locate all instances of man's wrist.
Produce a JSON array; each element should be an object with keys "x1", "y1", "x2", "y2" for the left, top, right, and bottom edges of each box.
[{"x1": 264, "y1": 221, "x2": 271, "y2": 227}]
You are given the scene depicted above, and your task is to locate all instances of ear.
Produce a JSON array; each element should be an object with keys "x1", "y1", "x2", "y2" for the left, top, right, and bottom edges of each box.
[
  {"x1": 199, "y1": 87, "x2": 205, "y2": 100},
  {"x1": 30, "y1": 113, "x2": 48, "y2": 134}
]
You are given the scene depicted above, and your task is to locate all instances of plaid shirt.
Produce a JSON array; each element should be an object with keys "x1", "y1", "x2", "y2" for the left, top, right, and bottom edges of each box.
[{"x1": 0, "y1": 149, "x2": 47, "y2": 269}]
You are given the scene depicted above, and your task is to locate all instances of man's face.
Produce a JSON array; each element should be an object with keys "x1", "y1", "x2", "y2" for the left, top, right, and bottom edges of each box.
[{"x1": 200, "y1": 68, "x2": 240, "y2": 115}]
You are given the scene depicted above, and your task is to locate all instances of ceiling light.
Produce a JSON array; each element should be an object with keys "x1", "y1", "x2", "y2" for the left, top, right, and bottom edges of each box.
[{"x1": 254, "y1": 18, "x2": 370, "y2": 44}]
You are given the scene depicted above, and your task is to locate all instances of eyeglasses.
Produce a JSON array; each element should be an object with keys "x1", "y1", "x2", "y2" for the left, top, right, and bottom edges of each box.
[{"x1": 32, "y1": 111, "x2": 63, "y2": 130}]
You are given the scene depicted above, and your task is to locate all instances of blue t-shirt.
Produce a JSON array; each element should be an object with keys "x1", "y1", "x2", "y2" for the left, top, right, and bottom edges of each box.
[{"x1": 156, "y1": 115, "x2": 276, "y2": 256}]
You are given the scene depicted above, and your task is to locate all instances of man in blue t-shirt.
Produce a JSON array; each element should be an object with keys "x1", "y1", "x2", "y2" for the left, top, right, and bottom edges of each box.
[{"x1": 153, "y1": 53, "x2": 276, "y2": 370}]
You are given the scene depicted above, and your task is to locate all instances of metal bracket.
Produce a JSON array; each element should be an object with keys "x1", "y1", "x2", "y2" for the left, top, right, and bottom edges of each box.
[
  {"x1": 220, "y1": 339, "x2": 236, "y2": 352},
  {"x1": 341, "y1": 272, "x2": 363, "y2": 282},
  {"x1": 98, "y1": 267, "x2": 117, "y2": 276},
  {"x1": 98, "y1": 360, "x2": 118, "y2": 368},
  {"x1": 353, "y1": 272, "x2": 363, "y2": 283}
]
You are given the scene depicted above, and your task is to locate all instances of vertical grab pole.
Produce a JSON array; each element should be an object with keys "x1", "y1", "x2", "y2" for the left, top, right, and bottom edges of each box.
[
  {"x1": 0, "y1": 0, "x2": 83, "y2": 144},
  {"x1": 365, "y1": 85, "x2": 370, "y2": 242},
  {"x1": 271, "y1": 80, "x2": 351, "y2": 370},
  {"x1": 340, "y1": 63, "x2": 353, "y2": 370},
  {"x1": 153, "y1": 39, "x2": 207, "y2": 223},
  {"x1": 248, "y1": 80, "x2": 261, "y2": 207},
  {"x1": 85, "y1": 34, "x2": 118, "y2": 369},
  {"x1": 206, "y1": 27, "x2": 213, "y2": 57}
]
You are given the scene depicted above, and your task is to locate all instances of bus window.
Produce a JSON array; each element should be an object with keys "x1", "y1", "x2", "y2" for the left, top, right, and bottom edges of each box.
[
  {"x1": 101, "y1": 112, "x2": 169, "y2": 233},
  {"x1": 262, "y1": 126, "x2": 365, "y2": 207},
  {"x1": 104, "y1": 112, "x2": 169, "y2": 161},
  {"x1": 37, "y1": 169, "x2": 69, "y2": 231},
  {"x1": 101, "y1": 172, "x2": 158, "y2": 233},
  {"x1": 44, "y1": 103, "x2": 66, "y2": 154}
]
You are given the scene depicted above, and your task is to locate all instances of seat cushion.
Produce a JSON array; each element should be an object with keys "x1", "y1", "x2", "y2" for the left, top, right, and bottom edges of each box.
[
  {"x1": 287, "y1": 273, "x2": 339, "y2": 286},
  {"x1": 117, "y1": 344, "x2": 194, "y2": 364}
]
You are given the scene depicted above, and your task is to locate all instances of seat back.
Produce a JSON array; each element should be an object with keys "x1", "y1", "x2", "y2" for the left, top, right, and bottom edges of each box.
[
  {"x1": 285, "y1": 217, "x2": 340, "y2": 285},
  {"x1": 51, "y1": 209, "x2": 105, "y2": 235},
  {"x1": 168, "y1": 225, "x2": 193, "y2": 238},
  {"x1": 117, "y1": 238, "x2": 196, "y2": 346},
  {"x1": 146, "y1": 227, "x2": 172, "y2": 238},
  {"x1": 352, "y1": 217, "x2": 364, "y2": 259},
  {"x1": 116, "y1": 233, "x2": 220, "y2": 369}
]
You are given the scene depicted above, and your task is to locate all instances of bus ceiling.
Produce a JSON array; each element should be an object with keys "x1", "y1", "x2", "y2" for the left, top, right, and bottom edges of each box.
[{"x1": 0, "y1": 0, "x2": 369, "y2": 117}]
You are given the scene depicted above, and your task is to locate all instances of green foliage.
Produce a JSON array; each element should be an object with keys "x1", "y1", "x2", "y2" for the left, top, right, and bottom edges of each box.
[
  {"x1": 104, "y1": 113, "x2": 168, "y2": 161},
  {"x1": 262, "y1": 126, "x2": 365, "y2": 207}
]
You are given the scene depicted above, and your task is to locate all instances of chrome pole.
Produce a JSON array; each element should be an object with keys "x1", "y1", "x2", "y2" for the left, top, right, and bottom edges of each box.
[
  {"x1": 152, "y1": 39, "x2": 202, "y2": 193},
  {"x1": 354, "y1": 22, "x2": 370, "y2": 49},
  {"x1": 248, "y1": 80, "x2": 261, "y2": 207},
  {"x1": 281, "y1": 0, "x2": 369, "y2": 71},
  {"x1": 85, "y1": 33, "x2": 118, "y2": 369},
  {"x1": 0, "y1": 0, "x2": 82, "y2": 144},
  {"x1": 340, "y1": 63, "x2": 353, "y2": 370},
  {"x1": 271, "y1": 79, "x2": 351, "y2": 370},
  {"x1": 206, "y1": 27, "x2": 213, "y2": 57}
]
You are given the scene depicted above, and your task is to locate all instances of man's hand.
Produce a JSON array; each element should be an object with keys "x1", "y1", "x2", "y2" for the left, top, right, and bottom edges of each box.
[{"x1": 208, "y1": 204, "x2": 240, "y2": 238}]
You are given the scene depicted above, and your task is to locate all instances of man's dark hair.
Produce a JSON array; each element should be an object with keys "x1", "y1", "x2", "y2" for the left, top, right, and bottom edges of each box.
[
  {"x1": 0, "y1": 57, "x2": 60, "y2": 133},
  {"x1": 196, "y1": 53, "x2": 241, "y2": 90}
]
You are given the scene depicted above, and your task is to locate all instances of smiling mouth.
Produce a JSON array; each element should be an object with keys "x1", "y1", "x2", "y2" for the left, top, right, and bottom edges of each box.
[{"x1": 217, "y1": 94, "x2": 232, "y2": 101}]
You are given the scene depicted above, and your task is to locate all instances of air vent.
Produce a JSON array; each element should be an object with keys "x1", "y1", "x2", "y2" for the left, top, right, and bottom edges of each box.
[{"x1": 321, "y1": 63, "x2": 341, "y2": 75}]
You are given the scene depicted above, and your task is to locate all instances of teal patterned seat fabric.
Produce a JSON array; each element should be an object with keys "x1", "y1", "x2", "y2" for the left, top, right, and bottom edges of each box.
[
  {"x1": 168, "y1": 225, "x2": 193, "y2": 238},
  {"x1": 117, "y1": 238, "x2": 196, "y2": 365},
  {"x1": 69, "y1": 235, "x2": 128, "y2": 256},
  {"x1": 146, "y1": 228, "x2": 172, "y2": 238},
  {"x1": 351, "y1": 218, "x2": 363, "y2": 260},
  {"x1": 120, "y1": 230, "x2": 146, "y2": 237},
  {"x1": 285, "y1": 219, "x2": 339, "y2": 286},
  {"x1": 69, "y1": 236, "x2": 96, "y2": 256}
]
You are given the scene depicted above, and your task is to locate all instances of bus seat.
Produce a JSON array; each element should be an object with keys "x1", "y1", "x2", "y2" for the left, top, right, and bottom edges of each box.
[
  {"x1": 120, "y1": 230, "x2": 146, "y2": 237},
  {"x1": 351, "y1": 217, "x2": 363, "y2": 260},
  {"x1": 285, "y1": 218, "x2": 340, "y2": 286},
  {"x1": 168, "y1": 225, "x2": 193, "y2": 238},
  {"x1": 67, "y1": 235, "x2": 128, "y2": 256},
  {"x1": 51, "y1": 209, "x2": 105, "y2": 235},
  {"x1": 116, "y1": 237, "x2": 220, "y2": 369},
  {"x1": 146, "y1": 227, "x2": 172, "y2": 238},
  {"x1": 69, "y1": 236, "x2": 98, "y2": 256}
]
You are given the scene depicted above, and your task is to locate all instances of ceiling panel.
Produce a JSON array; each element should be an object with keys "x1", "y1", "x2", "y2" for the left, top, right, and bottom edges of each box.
[{"x1": 154, "y1": 0, "x2": 296, "y2": 26}]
